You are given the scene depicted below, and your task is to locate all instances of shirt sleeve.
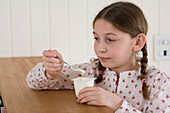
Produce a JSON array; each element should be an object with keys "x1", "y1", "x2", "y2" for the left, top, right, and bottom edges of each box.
[
  {"x1": 26, "y1": 62, "x2": 58, "y2": 90},
  {"x1": 115, "y1": 99, "x2": 142, "y2": 113},
  {"x1": 26, "y1": 61, "x2": 91, "y2": 90}
]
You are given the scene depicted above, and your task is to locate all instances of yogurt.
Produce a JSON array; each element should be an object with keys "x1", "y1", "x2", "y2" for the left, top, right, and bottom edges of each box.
[
  {"x1": 73, "y1": 69, "x2": 85, "y2": 75},
  {"x1": 72, "y1": 77, "x2": 96, "y2": 97}
]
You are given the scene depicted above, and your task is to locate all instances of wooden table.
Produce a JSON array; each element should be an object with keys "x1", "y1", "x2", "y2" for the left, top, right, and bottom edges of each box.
[{"x1": 0, "y1": 57, "x2": 112, "y2": 113}]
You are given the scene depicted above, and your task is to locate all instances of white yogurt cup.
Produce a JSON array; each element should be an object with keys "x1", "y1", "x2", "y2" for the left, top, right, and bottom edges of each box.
[{"x1": 71, "y1": 77, "x2": 96, "y2": 97}]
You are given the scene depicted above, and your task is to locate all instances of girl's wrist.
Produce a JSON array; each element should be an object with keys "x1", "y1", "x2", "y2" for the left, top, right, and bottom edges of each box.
[
  {"x1": 113, "y1": 98, "x2": 123, "y2": 112},
  {"x1": 108, "y1": 94, "x2": 123, "y2": 112}
]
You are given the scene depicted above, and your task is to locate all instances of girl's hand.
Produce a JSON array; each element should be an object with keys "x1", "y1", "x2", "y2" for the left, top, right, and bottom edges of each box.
[
  {"x1": 77, "y1": 87, "x2": 123, "y2": 112},
  {"x1": 42, "y1": 49, "x2": 64, "y2": 79}
]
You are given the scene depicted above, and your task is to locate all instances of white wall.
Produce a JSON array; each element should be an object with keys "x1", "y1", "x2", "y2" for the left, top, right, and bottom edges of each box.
[{"x1": 0, "y1": 0, "x2": 170, "y2": 74}]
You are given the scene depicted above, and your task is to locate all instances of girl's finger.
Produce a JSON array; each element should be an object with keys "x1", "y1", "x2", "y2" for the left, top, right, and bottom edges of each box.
[
  {"x1": 42, "y1": 56, "x2": 61, "y2": 63},
  {"x1": 49, "y1": 49, "x2": 63, "y2": 60},
  {"x1": 87, "y1": 100, "x2": 99, "y2": 106},
  {"x1": 53, "y1": 50, "x2": 63, "y2": 60},
  {"x1": 78, "y1": 87, "x2": 96, "y2": 96},
  {"x1": 43, "y1": 50, "x2": 56, "y2": 58},
  {"x1": 47, "y1": 71, "x2": 61, "y2": 77},
  {"x1": 79, "y1": 95, "x2": 96, "y2": 104},
  {"x1": 44, "y1": 62, "x2": 62, "y2": 68},
  {"x1": 45, "y1": 66, "x2": 62, "y2": 72},
  {"x1": 77, "y1": 88, "x2": 96, "y2": 102}
]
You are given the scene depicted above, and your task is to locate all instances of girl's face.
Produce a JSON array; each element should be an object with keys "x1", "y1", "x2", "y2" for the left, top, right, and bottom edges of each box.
[{"x1": 93, "y1": 19, "x2": 138, "y2": 72}]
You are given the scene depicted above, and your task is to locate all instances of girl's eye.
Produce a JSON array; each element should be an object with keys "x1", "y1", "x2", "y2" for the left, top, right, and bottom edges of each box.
[
  {"x1": 93, "y1": 37, "x2": 99, "y2": 40},
  {"x1": 107, "y1": 38, "x2": 115, "y2": 42}
]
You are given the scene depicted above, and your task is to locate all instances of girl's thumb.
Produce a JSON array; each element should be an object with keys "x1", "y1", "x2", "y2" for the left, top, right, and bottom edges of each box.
[{"x1": 48, "y1": 49, "x2": 56, "y2": 57}]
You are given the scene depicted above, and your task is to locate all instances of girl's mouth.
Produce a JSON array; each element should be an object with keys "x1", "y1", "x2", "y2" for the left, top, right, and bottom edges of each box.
[{"x1": 99, "y1": 57, "x2": 110, "y2": 61}]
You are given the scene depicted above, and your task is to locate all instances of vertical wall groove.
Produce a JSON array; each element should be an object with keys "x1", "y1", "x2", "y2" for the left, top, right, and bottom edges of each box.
[
  {"x1": 29, "y1": 0, "x2": 32, "y2": 56},
  {"x1": 158, "y1": 0, "x2": 160, "y2": 35},
  {"x1": 7, "y1": 0, "x2": 11, "y2": 57},
  {"x1": 28, "y1": 0, "x2": 31, "y2": 56},
  {"x1": 9, "y1": 0, "x2": 13, "y2": 57},
  {"x1": 86, "y1": 0, "x2": 89, "y2": 60},
  {"x1": 66, "y1": 0, "x2": 69, "y2": 62},
  {"x1": 67, "y1": 0, "x2": 70, "y2": 63},
  {"x1": 158, "y1": 0, "x2": 160, "y2": 68},
  {"x1": 48, "y1": 0, "x2": 51, "y2": 49},
  {"x1": 85, "y1": 0, "x2": 88, "y2": 61}
]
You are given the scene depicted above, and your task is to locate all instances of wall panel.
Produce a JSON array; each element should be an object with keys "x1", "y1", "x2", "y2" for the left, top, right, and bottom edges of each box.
[
  {"x1": 105, "y1": 0, "x2": 114, "y2": 5},
  {"x1": 0, "y1": 0, "x2": 170, "y2": 74},
  {"x1": 31, "y1": 0, "x2": 49, "y2": 56},
  {"x1": 68, "y1": 0, "x2": 87, "y2": 64},
  {"x1": 0, "y1": 0, "x2": 11, "y2": 57},
  {"x1": 11, "y1": 0, "x2": 30, "y2": 57},
  {"x1": 113, "y1": 0, "x2": 141, "y2": 7},
  {"x1": 49, "y1": 0, "x2": 69, "y2": 62},
  {"x1": 159, "y1": 0, "x2": 170, "y2": 74},
  {"x1": 141, "y1": 0, "x2": 159, "y2": 68}
]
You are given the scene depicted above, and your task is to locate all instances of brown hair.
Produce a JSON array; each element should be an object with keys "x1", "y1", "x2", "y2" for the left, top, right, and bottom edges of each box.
[{"x1": 93, "y1": 2, "x2": 149, "y2": 100}]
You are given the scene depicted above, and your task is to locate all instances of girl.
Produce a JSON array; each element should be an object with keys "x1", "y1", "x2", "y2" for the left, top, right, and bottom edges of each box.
[{"x1": 27, "y1": 2, "x2": 170, "y2": 112}]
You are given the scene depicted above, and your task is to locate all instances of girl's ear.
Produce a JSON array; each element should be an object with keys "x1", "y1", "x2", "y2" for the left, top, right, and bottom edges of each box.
[{"x1": 133, "y1": 33, "x2": 146, "y2": 52}]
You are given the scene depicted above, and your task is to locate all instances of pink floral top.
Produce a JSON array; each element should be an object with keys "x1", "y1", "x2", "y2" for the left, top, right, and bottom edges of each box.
[{"x1": 26, "y1": 58, "x2": 170, "y2": 113}]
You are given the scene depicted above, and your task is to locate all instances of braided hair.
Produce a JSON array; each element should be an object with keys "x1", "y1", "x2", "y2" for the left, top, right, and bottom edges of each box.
[
  {"x1": 95, "y1": 61, "x2": 106, "y2": 83},
  {"x1": 138, "y1": 43, "x2": 149, "y2": 99},
  {"x1": 93, "y1": 2, "x2": 149, "y2": 100}
]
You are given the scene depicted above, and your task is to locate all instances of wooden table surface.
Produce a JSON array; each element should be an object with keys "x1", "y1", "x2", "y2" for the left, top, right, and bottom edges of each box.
[{"x1": 0, "y1": 57, "x2": 112, "y2": 113}]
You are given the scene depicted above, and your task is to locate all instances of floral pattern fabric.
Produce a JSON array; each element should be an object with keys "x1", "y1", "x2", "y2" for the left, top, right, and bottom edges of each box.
[{"x1": 26, "y1": 58, "x2": 170, "y2": 113}]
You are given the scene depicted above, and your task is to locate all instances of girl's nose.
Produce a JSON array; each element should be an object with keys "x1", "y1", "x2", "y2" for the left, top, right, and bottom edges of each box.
[{"x1": 97, "y1": 42, "x2": 107, "y2": 53}]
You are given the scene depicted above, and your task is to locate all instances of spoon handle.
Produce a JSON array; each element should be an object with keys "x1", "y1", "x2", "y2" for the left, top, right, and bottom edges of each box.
[
  {"x1": 55, "y1": 57, "x2": 67, "y2": 64},
  {"x1": 55, "y1": 57, "x2": 73, "y2": 70}
]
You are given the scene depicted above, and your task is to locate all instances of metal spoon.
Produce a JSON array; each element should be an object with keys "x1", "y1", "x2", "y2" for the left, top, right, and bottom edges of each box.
[{"x1": 55, "y1": 57, "x2": 85, "y2": 75}]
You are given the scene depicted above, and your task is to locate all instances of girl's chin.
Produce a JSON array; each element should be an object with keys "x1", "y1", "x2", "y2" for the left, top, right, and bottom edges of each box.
[
  {"x1": 100, "y1": 61, "x2": 110, "y2": 68},
  {"x1": 100, "y1": 61, "x2": 117, "y2": 70}
]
